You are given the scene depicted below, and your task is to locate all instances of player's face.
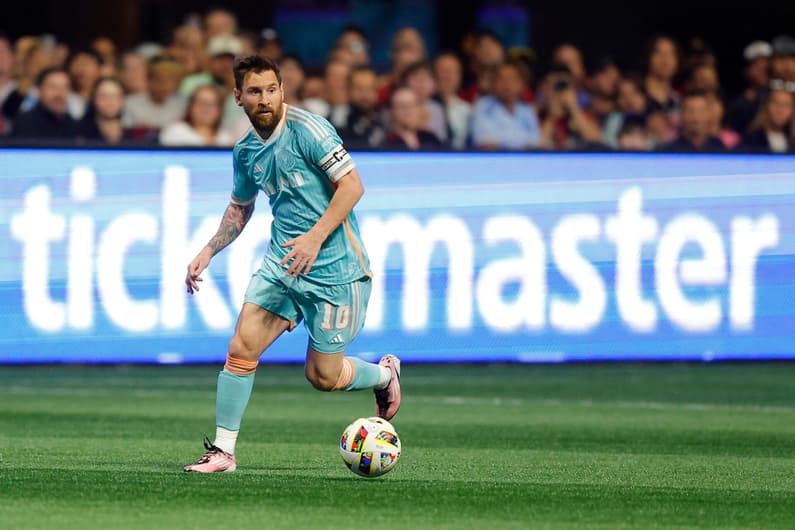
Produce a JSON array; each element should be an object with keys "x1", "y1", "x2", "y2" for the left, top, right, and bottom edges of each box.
[{"x1": 236, "y1": 69, "x2": 284, "y2": 136}]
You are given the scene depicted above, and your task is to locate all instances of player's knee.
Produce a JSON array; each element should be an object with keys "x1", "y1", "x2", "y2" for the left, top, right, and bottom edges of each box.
[
  {"x1": 228, "y1": 334, "x2": 258, "y2": 361},
  {"x1": 305, "y1": 366, "x2": 337, "y2": 392}
]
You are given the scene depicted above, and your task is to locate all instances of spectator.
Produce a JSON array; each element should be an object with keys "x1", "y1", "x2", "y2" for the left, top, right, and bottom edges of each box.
[
  {"x1": 338, "y1": 66, "x2": 385, "y2": 149},
  {"x1": 643, "y1": 35, "x2": 681, "y2": 120},
  {"x1": 168, "y1": 26, "x2": 204, "y2": 80},
  {"x1": 586, "y1": 57, "x2": 621, "y2": 126},
  {"x1": 384, "y1": 86, "x2": 442, "y2": 150},
  {"x1": 506, "y1": 46, "x2": 537, "y2": 103},
  {"x1": 686, "y1": 62, "x2": 720, "y2": 93},
  {"x1": 646, "y1": 110, "x2": 677, "y2": 147},
  {"x1": 434, "y1": 52, "x2": 471, "y2": 150},
  {"x1": 538, "y1": 64, "x2": 603, "y2": 149},
  {"x1": 180, "y1": 35, "x2": 243, "y2": 129},
  {"x1": 770, "y1": 35, "x2": 795, "y2": 83},
  {"x1": 76, "y1": 76, "x2": 135, "y2": 145},
  {"x1": 237, "y1": 30, "x2": 259, "y2": 57},
  {"x1": 67, "y1": 48, "x2": 102, "y2": 119},
  {"x1": 279, "y1": 55, "x2": 306, "y2": 107},
  {"x1": 257, "y1": 28, "x2": 283, "y2": 63},
  {"x1": 401, "y1": 61, "x2": 447, "y2": 143},
  {"x1": 323, "y1": 59, "x2": 351, "y2": 128},
  {"x1": 472, "y1": 61, "x2": 540, "y2": 150},
  {"x1": 742, "y1": 88, "x2": 794, "y2": 153},
  {"x1": 657, "y1": 91, "x2": 725, "y2": 152},
  {"x1": 603, "y1": 75, "x2": 648, "y2": 147},
  {"x1": 705, "y1": 93, "x2": 740, "y2": 150},
  {"x1": 728, "y1": 41, "x2": 772, "y2": 134},
  {"x1": 92, "y1": 37, "x2": 118, "y2": 77},
  {"x1": 180, "y1": 35, "x2": 240, "y2": 98},
  {"x1": 124, "y1": 55, "x2": 186, "y2": 130},
  {"x1": 0, "y1": 33, "x2": 15, "y2": 110},
  {"x1": 2, "y1": 39, "x2": 55, "y2": 122},
  {"x1": 205, "y1": 8, "x2": 237, "y2": 40},
  {"x1": 335, "y1": 25, "x2": 370, "y2": 67},
  {"x1": 52, "y1": 40, "x2": 70, "y2": 69},
  {"x1": 552, "y1": 43, "x2": 590, "y2": 108},
  {"x1": 303, "y1": 75, "x2": 325, "y2": 100},
  {"x1": 11, "y1": 67, "x2": 77, "y2": 140},
  {"x1": 378, "y1": 27, "x2": 427, "y2": 106},
  {"x1": 460, "y1": 30, "x2": 504, "y2": 103},
  {"x1": 160, "y1": 84, "x2": 236, "y2": 146},
  {"x1": 327, "y1": 46, "x2": 357, "y2": 68},
  {"x1": 682, "y1": 37, "x2": 717, "y2": 72},
  {"x1": 616, "y1": 116, "x2": 650, "y2": 151},
  {"x1": 120, "y1": 51, "x2": 148, "y2": 95}
]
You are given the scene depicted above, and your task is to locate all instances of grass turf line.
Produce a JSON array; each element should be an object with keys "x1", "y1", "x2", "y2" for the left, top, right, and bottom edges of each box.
[{"x1": 1, "y1": 363, "x2": 794, "y2": 529}]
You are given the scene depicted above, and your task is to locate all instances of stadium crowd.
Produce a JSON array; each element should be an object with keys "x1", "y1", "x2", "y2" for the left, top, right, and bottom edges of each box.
[{"x1": 1, "y1": 8, "x2": 794, "y2": 152}]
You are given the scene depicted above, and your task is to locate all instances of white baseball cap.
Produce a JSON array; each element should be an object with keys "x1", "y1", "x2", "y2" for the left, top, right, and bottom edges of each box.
[
  {"x1": 207, "y1": 35, "x2": 243, "y2": 57},
  {"x1": 743, "y1": 40, "x2": 772, "y2": 62}
]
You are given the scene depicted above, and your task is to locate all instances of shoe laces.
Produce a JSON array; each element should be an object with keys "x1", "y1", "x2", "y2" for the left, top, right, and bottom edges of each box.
[{"x1": 194, "y1": 435, "x2": 226, "y2": 464}]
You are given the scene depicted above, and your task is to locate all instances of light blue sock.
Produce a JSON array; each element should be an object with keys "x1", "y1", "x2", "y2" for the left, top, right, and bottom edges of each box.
[
  {"x1": 215, "y1": 369, "x2": 255, "y2": 431},
  {"x1": 345, "y1": 357, "x2": 384, "y2": 391}
]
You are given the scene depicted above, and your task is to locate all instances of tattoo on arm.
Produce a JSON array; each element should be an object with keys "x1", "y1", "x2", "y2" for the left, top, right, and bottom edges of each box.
[{"x1": 206, "y1": 202, "x2": 255, "y2": 256}]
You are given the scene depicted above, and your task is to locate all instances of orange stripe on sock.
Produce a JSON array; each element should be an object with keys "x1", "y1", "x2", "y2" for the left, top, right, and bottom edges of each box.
[
  {"x1": 225, "y1": 354, "x2": 258, "y2": 375},
  {"x1": 333, "y1": 358, "x2": 355, "y2": 390}
]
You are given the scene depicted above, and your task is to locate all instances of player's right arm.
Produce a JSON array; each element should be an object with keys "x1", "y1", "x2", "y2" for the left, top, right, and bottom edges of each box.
[{"x1": 185, "y1": 201, "x2": 255, "y2": 294}]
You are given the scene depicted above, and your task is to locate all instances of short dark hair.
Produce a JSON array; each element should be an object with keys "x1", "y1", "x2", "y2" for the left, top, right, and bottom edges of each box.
[
  {"x1": 348, "y1": 65, "x2": 376, "y2": 87},
  {"x1": 399, "y1": 60, "x2": 434, "y2": 86},
  {"x1": 681, "y1": 89, "x2": 710, "y2": 106},
  {"x1": 67, "y1": 48, "x2": 103, "y2": 68},
  {"x1": 338, "y1": 25, "x2": 367, "y2": 41},
  {"x1": 476, "y1": 29, "x2": 503, "y2": 47},
  {"x1": 234, "y1": 54, "x2": 281, "y2": 90},
  {"x1": 641, "y1": 34, "x2": 680, "y2": 74},
  {"x1": 36, "y1": 67, "x2": 70, "y2": 88},
  {"x1": 279, "y1": 54, "x2": 305, "y2": 72}
]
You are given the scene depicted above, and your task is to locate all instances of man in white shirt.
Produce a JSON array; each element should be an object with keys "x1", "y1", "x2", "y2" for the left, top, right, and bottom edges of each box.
[{"x1": 124, "y1": 55, "x2": 186, "y2": 129}]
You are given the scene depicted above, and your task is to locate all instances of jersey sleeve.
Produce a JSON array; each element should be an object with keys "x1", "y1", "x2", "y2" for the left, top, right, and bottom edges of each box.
[
  {"x1": 297, "y1": 114, "x2": 356, "y2": 183},
  {"x1": 230, "y1": 147, "x2": 258, "y2": 205}
]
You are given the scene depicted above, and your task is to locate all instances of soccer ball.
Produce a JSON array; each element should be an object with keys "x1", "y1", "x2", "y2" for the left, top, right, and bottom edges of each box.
[{"x1": 339, "y1": 417, "x2": 401, "y2": 478}]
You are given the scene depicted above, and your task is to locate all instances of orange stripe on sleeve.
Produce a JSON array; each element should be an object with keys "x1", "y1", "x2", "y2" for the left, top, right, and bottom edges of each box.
[{"x1": 343, "y1": 219, "x2": 373, "y2": 278}]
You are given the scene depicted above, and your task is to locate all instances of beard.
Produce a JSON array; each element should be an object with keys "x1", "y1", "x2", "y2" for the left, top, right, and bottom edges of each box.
[{"x1": 246, "y1": 102, "x2": 283, "y2": 138}]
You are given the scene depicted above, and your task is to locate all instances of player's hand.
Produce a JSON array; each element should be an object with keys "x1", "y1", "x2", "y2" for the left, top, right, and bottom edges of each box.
[
  {"x1": 280, "y1": 231, "x2": 323, "y2": 277},
  {"x1": 186, "y1": 247, "x2": 212, "y2": 294}
]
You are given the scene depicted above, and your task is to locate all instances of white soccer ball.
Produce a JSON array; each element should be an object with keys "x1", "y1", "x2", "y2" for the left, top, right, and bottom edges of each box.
[{"x1": 339, "y1": 417, "x2": 401, "y2": 478}]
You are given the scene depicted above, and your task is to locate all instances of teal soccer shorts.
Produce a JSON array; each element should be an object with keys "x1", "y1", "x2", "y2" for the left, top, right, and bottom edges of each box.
[{"x1": 243, "y1": 257, "x2": 372, "y2": 353}]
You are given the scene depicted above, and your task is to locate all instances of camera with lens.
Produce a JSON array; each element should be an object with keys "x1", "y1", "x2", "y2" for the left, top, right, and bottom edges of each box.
[{"x1": 553, "y1": 78, "x2": 570, "y2": 92}]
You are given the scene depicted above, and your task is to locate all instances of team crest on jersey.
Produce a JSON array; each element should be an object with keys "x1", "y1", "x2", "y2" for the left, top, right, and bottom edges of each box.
[{"x1": 275, "y1": 146, "x2": 296, "y2": 174}]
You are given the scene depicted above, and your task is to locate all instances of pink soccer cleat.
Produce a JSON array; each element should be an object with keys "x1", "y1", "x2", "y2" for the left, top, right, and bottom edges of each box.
[
  {"x1": 374, "y1": 354, "x2": 401, "y2": 420},
  {"x1": 183, "y1": 437, "x2": 237, "y2": 473}
]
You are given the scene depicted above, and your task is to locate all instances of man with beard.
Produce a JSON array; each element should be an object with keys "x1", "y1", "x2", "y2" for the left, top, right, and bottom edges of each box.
[
  {"x1": 11, "y1": 67, "x2": 77, "y2": 141},
  {"x1": 338, "y1": 66, "x2": 385, "y2": 149},
  {"x1": 182, "y1": 55, "x2": 401, "y2": 473}
]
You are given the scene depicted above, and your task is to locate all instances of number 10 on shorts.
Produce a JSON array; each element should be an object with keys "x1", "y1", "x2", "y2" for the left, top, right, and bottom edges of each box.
[{"x1": 321, "y1": 303, "x2": 350, "y2": 330}]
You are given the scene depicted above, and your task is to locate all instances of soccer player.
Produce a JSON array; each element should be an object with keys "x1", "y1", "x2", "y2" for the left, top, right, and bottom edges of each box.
[{"x1": 182, "y1": 55, "x2": 401, "y2": 473}]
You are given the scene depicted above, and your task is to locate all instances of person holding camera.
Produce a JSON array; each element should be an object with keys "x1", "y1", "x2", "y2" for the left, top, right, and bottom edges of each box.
[{"x1": 538, "y1": 63, "x2": 603, "y2": 149}]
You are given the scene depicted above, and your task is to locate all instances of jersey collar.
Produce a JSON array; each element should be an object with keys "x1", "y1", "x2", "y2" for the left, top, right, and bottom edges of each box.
[{"x1": 252, "y1": 103, "x2": 289, "y2": 147}]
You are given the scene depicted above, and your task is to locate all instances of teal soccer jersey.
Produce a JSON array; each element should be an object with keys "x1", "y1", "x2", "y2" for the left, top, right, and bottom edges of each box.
[{"x1": 230, "y1": 104, "x2": 371, "y2": 285}]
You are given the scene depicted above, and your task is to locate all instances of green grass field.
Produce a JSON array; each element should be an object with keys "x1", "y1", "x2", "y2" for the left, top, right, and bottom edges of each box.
[{"x1": 1, "y1": 363, "x2": 794, "y2": 529}]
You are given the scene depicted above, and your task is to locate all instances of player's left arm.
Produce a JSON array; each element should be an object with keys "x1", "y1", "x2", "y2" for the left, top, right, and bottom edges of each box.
[{"x1": 280, "y1": 167, "x2": 364, "y2": 276}]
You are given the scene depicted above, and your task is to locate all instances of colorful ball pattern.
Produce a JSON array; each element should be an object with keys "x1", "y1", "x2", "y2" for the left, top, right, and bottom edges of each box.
[{"x1": 339, "y1": 417, "x2": 401, "y2": 477}]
